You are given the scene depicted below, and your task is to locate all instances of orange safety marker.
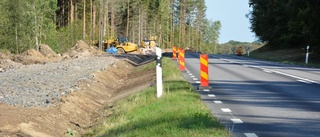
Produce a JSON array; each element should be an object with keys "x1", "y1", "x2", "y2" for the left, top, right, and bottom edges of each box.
[
  {"x1": 172, "y1": 46, "x2": 177, "y2": 60},
  {"x1": 177, "y1": 47, "x2": 182, "y2": 63},
  {"x1": 200, "y1": 54, "x2": 209, "y2": 87},
  {"x1": 178, "y1": 48, "x2": 185, "y2": 71}
]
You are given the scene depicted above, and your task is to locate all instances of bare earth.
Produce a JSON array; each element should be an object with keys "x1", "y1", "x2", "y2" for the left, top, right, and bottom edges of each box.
[{"x1": 0, "y1": 41, "x2": 156, "y2": 137}]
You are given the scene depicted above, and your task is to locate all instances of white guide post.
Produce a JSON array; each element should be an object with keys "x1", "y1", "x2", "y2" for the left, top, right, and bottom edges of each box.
[
  {"x1": 246, "y1": 47, "x2": 250, "y2": 56},
  {"x1": 156, "y1": 47, "x2": 163, "y2": 98},
  {"x1": 306, "y1": 45, "x2": 309, "y2": 64}
]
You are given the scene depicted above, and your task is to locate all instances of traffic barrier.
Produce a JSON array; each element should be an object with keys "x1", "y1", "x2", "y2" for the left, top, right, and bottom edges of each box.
[
  {"x1": 172, "y1": 46, "x2": 177, "y2": 60},
  {"x1": 179, "y1": 48, "x2": 185, "y2": 71},
  {"x1": 200, "y1": 54, "x2": 209, "y2": 86}
]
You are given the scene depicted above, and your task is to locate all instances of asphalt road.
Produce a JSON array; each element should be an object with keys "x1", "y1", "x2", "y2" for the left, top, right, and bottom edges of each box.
[{"x1": 182, "y1": 53, "x2": 320, "y2": 137}]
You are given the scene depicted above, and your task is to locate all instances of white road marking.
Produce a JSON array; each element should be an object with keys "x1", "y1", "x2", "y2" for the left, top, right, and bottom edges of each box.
[
  {"x1": 262, "y1": 69, "x2": 272, "y2": 73},
  {"x1": 221, "y1": 108, "x2": 232, "y2": 113},
  {"x1": 188, "y1": 73, "x2": 193, "y2": 75},
  {"x1": 190, "y1": 75, "x2": 195, "y2": 78},
  {"x1": 297, "y1": 79, "x2": 312, "y2": 84},
  {"x1": 249, "y1": 65, "x2": 259, "y2": 69},
  {"x1": 203, "y1": 89, "x2": 210, "y2": 92},
  {"x1": 250, "y1": 65, "x2": 319, "y2": 84},
  {"x1": 231, "y1": 118, "x2": 243, "y2": 124},
  {"x1": 214, "y1": 100, "x2": 222, "y2": 104},
  {"x1": 244, "y1": 133, "x2": 258, "y2": 137},
  {"x1": 208, "y1": 94, "x2": 215, "y2": 97},
  {"x1": 222, "y1": 59, "x2": 229, "y2": 62},
  {"x1": 196, "y1": 81, "x2": 201, "y2": 83},
  {"x1": 272, "y1": 70, "x2": 319, "y2": 84},
  {"x1": 193, "y1": 78, "x2": 198, "y2": 80}
]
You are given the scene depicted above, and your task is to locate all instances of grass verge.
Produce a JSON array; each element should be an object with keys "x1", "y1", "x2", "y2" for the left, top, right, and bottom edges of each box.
[
  {"x1": 84, "y1": 57, "x2": 230, "y2": 137},
  {"x1": 248, "y1": 47, "x2": 320, "y2": 68}
]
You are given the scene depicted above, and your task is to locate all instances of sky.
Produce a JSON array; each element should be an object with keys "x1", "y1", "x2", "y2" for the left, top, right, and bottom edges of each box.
[{"x1": 205, "y1": 0, "x2": 256, "y2": 43}]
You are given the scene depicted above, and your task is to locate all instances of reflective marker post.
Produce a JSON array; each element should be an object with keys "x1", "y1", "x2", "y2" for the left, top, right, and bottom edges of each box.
[
  {"x1": 198, "y1": 54, "x2": 212, "y2": 90},
  {"x1": 178, "y1": 49, "x2": 185, "y2": 71},
  {"x1": 156, "y1": 47, "x2": 163, "y2": 98},
  {"x1": 306, "y1": 45, "x2": 309, "y2": 64},
  {"x1": 200, "y1": 54, "x2": 209, "y2": 87},
  {"x1": 178, "y1": 47, "x2": 182, "y2": 63},
  {"x1": 172, "y1": 46, "x2": 177, "y2": 60},
  {"x1": 246, "y1": 47, "x2": 250, "y2": 56}
]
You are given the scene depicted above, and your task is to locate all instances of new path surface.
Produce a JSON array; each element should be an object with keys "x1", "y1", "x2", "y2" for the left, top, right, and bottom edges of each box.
[{"x1": 182, "y1": 53, "x2": 320, "y2": 137}]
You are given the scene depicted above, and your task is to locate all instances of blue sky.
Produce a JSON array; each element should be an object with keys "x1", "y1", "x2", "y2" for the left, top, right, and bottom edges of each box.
[{"x1": 205, "y1": 0, "x2": 256, "y2": 43}]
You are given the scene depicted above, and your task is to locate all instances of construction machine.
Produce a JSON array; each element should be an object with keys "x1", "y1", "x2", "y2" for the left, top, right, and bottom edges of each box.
[
  {"x1": 94, "y1": 36, "x2": 138, "y2": 54},
  {"x1": 139, "y1": 36, "x2": 157, "y2": 54},
  {"x1": 236, "y1": 46, "x2": 243, "y2": 56},
  {"x1": 141, "y1": 36, "x2": 157, "y2": 48}
]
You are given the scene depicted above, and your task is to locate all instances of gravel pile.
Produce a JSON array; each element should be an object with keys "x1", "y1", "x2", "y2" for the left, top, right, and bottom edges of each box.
[{"x1": 0, "y1": 56, "x2": 119, "y2": 107}]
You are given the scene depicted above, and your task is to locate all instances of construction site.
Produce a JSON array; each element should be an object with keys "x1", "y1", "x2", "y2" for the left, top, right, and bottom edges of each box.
[{"x1": 0, "y1": 40, "x2": 162, "y2": 136}]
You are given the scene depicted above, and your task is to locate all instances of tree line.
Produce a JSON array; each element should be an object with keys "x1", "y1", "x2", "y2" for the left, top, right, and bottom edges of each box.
[
  {"x1": 0, "y1": 0, "x2": 221, "y2": 54},
  {"x1": 248, "y1": 0, "x2": 320, "y2": 52}
]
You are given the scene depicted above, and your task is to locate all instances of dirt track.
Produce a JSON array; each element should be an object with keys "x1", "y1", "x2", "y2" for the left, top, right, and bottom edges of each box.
[{"x1": 0, "y1": 42, "x2": 156, "y2": 136}]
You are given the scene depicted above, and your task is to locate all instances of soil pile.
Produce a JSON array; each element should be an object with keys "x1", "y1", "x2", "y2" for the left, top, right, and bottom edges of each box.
[
  {"x1": 13, "y1": 49, "x2": 50, "y2": 65},
  {"x1": 39, "y1": 44, "x2": 58, "y2": 58},
  {"x1": 63, "y1": 40, "x2": 103, "y2": 59},
  {"x1": 0, "y1": 52, "x2": 11, "y2": 60}
]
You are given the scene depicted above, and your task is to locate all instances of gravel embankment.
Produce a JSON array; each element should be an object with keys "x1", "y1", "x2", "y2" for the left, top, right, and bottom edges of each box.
[{"x1": 0, "y1": 56, "x2": 119, "y2": 107}]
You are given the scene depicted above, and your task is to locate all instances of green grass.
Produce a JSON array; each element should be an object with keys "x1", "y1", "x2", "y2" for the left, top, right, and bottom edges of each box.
[
  {"x1": 84, "y1": 57, "x2": 230, "y2": 137},
  {"x1": 248, "y1": 47, "x2": 320, "y2": 68}
]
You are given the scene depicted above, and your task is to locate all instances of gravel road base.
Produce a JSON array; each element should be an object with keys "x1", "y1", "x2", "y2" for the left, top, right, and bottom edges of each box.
[{"x1": 0, "y1": 56, "x2": 119, "y2": 107}]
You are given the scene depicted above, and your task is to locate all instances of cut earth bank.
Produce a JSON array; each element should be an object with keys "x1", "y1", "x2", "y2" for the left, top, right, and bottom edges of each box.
[{"x1": 0, "y1": 41, "x2": 156, "y2": 136}]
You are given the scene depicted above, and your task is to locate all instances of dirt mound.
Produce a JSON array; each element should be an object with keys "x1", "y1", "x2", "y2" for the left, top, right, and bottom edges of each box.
[
  {"x1": 0, "y1": 59, "x2": 23, "y2": 71},
  {"x1": 39, "y1": 44, "x2": 58, "y2": 58},
  {"x1": 64, "y1": 40, "x2": 103, "y2": 59},
  {"x1": 11, "y1": 45, "x2": 64, "y2": 65},
  {"x1": 13, "y1": 49, "x2": 49, "y2": 65},
  {"x1": 0, "y1": 40, "x2": 104, "y2": 71},
  {"x1": 0, "y1": 52, "x2": 11, "y2": 60}
]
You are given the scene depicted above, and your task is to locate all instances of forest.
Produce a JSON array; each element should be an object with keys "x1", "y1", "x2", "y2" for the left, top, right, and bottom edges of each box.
[
  {"x1": 0, "y1": 0, "x2": 221, "y2": 54},
  {"x1": 248, "y1": 0, "x2": 320, "y2": 53}
]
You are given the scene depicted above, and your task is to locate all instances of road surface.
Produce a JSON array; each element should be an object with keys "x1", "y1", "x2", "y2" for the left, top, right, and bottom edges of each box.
[{"x1": 182, "y1": 53, "x2": 320, "y2": 137}]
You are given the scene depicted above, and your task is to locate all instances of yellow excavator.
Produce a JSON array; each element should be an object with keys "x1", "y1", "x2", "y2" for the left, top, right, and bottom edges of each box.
[
  {"x1": 140, "y1": 36, "x2": 157, "y2": 48},
  {"x1": 236, "y1": 46, "x2": 243, "y2": 56},
  {"x1": 94, "y1": 36, "x2": 138, "y2": 54},
  {"x1": 139, "y1": 36, "x2": 157, "y2": 54}
]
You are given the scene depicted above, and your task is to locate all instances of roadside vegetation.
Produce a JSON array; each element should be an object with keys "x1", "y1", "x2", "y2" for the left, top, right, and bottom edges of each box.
[
  {"x1": 84, "y1": 57, "x2": 230, "y2": 137},
  {"x1": 248, "y1": 46, "x2": 320, "y2": 68},
  {"x1": 215, "y1": 40, "x2": 320, "y2": 68},
  {"x1": 247, "y1": 0, "x2": 320, "y2": 66},
  {"x1": 0, "y1": 0, "x2": 221, "y2": 55}
]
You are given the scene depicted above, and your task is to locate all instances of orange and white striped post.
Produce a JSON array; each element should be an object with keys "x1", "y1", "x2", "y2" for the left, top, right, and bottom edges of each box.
[
  {"x1": 178, "y1": 48, "x2": 185, "y2": 71},
  {"x1": 172, "y1": 46, "x2": 177, "y2": 60},
  {"x1": 200, "y1": 54, "x2": 209, "y2": 87}
]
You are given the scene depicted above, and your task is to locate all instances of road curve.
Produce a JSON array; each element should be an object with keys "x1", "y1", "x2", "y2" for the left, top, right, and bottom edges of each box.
[{"x1": 182, "y1": 53, "x2": 320, "y2": 137}]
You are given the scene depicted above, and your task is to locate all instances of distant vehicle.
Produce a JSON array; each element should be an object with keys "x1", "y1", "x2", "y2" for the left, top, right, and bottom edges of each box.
[{"x1": 236, "y1": 46, "x2": 243, "y2": 56}]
